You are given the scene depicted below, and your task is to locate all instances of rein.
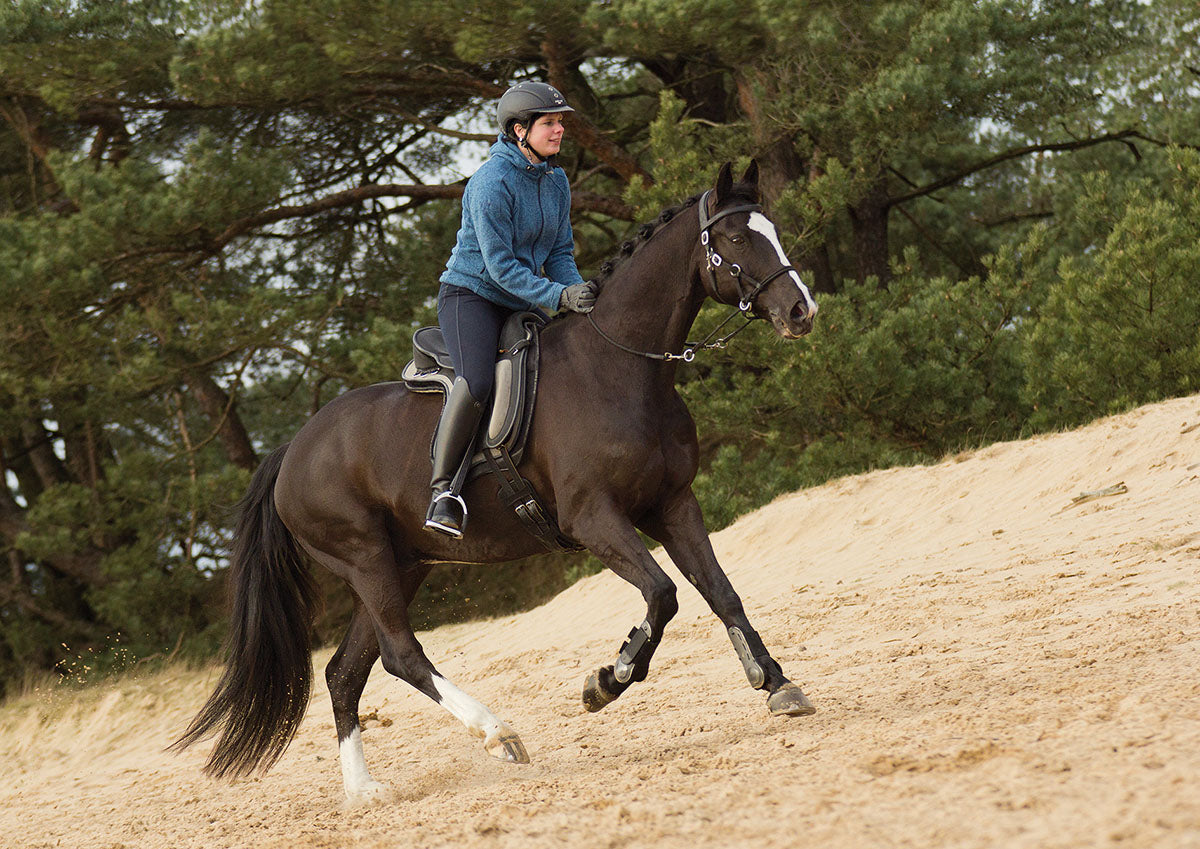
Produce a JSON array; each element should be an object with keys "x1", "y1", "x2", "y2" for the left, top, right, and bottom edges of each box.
[{"x1": 587, "y1": 190, "x2": 798, "y2": 363}]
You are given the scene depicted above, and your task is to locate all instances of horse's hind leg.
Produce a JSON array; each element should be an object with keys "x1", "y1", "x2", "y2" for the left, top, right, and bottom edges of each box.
[
  {"x1": 326, "y1": 599, "x2": 387, "y2": 802},
  {"x1": 308, "y1": 541, "x2": 529, "y2": 794},
  {"x1": 326, "y1": 567, "x2": 429, "y2": 803},
  {"x1": 368, "y1": 590, "x2": 530, "y2": 766},
  {"x1": 641, "y1": 489, "x2": 815, "y2": 717}
]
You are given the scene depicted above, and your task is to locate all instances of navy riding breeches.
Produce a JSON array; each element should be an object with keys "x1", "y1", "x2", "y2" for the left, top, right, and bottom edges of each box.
[{"x1": 436, "y1": 283, "x2": 514, "y2": 402}]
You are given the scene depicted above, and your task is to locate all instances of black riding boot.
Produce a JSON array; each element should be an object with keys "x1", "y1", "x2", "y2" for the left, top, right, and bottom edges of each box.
[{"x1": 424, "y1": 377, "x2": 485, "y2": 538}]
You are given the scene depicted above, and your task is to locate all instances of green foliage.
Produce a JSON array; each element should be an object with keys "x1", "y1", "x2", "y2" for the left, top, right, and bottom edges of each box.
[
  {"x1": 1021, "y1": 149, "x2": 1200, "y2": 427},
  {"x1": 0, "y1": 0, "x2": 178, "y2": 114},
  {"x1": 624, "y1": 92, "x2": 713, "y2": 215},
  {"x1": 686, "y1": 257, "x2": 1031, "y2": 528}
]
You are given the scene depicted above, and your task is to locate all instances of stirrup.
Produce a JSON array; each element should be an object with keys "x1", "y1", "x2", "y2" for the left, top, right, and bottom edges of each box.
[{"x1": 424, "y1": 490, "x2": 468, "y2": 539}]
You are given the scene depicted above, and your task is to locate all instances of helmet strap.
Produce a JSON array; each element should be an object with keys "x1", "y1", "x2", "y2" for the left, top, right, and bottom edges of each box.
[{"x1": 516, "y1": 129, "x2": 556, "y2": 167}]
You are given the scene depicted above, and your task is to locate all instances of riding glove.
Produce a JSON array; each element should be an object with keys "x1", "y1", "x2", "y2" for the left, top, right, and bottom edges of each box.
[{"x1": 559, "y1": 281, "x2": 597, "y2": 314}]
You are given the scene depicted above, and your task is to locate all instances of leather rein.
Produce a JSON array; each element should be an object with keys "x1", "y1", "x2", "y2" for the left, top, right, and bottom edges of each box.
[{"x1": 586, "y1": 190, "x2": 798, "y2": 362}]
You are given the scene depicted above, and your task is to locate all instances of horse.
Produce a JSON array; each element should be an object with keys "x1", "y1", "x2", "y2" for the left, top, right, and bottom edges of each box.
[{"x1": 173, "y1": 160, "x2": 820, "y2": 802}]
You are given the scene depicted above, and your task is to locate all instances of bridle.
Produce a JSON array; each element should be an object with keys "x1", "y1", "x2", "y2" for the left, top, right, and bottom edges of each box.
[{"x1": 587, "y1": 190, "x2": 799, "y2": 362}]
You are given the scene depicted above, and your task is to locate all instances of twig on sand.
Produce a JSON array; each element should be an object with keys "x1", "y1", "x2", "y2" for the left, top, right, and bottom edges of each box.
[{"x1": 1058, "y1": 482, "x2": 1128, "y2": 514}]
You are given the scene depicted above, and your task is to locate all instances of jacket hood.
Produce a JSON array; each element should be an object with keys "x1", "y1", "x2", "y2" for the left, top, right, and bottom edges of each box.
[{"x1": 489, "y1": 135, "x2": 555, "y2": 176}]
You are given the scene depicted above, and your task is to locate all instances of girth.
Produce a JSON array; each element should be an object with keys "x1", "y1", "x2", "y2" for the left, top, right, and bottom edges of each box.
[{"x1": 400, "y1": 312, "x2": 581, "y2": 553}]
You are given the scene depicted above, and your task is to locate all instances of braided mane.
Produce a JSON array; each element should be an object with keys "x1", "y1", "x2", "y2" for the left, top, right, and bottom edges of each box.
[
  {"x1": 587, "y1": 183, "x2": 759, "y2": 290},
  {"x1": 588, "y1": 195, "x2": 701, "y2": 291}
]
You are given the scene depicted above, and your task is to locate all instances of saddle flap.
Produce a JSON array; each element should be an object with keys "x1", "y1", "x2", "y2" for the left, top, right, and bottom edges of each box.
[
  {"x1": 484, "y1": 313, "x2": 540, "y2": 450},
  {"x1": 487, "y1": 358, "x2": 518, "y2": 444}
]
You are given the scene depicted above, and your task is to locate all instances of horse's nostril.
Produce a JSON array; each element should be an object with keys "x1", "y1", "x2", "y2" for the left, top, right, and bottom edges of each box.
[{"x1": 789, "y1": 302, "x2": 806, "y2": 324}]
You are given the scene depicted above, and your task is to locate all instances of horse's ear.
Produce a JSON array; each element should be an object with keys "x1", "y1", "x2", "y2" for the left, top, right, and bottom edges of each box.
[
  {"x1": 714, "y1": 162, "x2": 734, "y2": 203},
  {"x1": 741, "y1": 159, "x2": 759, "y2": 190}
]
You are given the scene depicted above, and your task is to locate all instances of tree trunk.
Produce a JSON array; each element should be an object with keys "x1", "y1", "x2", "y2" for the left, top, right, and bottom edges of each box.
[
  {"x1": 801, "y1": 241, "x2": 838, "y2": 295},
  {"x1": 644, "y1": 56, "x2": 732, "y2": 125},
  {"x1": 19, "y1": 419, "x2": 70, "y2": 490},
  {"x1": 543, "y1": 38, "x2": 651, "y2": 186},
  {"x1": 186, "y1": 373, "x2": 259, "y2": 471},
  {"x1": 735, "y1": 72, "x2": 836, "y2": 293},
  {"x1": 848, "y1": 172, "x2": 891, "y2": 288}
]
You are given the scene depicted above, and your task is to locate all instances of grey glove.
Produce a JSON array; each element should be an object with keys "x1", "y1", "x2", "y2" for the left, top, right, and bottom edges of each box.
[{"x1": 559, "y1": 281, "x2": 597, "y2": 314}]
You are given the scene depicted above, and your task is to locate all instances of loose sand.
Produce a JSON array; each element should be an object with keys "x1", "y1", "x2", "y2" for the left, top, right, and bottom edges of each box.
[{"x1": 3, "y1": 394, "x2": 1198, "y2": 849}]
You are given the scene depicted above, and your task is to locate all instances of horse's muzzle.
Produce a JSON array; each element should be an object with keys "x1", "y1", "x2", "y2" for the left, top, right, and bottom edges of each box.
[{"x1": 771, "y1": 300, "x2": 815, "y2": 339}]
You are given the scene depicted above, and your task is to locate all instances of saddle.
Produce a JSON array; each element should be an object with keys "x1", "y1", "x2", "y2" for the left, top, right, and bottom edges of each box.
[{"x1": 400, "y1": 312, "x2": 581, "y2": 552}]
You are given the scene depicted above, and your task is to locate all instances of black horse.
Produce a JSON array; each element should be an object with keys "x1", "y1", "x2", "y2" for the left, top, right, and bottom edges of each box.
[{"x1": 174, "y1": 161, "x2": 819, "y2": 802}]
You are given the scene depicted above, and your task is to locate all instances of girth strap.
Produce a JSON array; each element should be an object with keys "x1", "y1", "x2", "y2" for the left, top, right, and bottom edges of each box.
[{"x1": 482, "y1": 445, "x2": 583, "y2": 553}]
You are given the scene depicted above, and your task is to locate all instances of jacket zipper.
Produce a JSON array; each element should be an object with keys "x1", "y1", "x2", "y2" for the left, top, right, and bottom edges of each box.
[{"x1": 536, "y1": 172, "x2": 546, "y2": 259}]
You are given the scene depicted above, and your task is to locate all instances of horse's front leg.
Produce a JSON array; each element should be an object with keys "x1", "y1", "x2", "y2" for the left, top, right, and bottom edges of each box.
[
  {"x1": 641, "y1": 489, "x2": 815, "y2": 717},
  {"x1": 561, "y1": 502, "x2": 680, "y2": 712}
]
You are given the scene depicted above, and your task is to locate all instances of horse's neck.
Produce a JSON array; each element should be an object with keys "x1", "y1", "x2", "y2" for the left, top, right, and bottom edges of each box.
[{"x1": 588, "y1": 216, "x2": 704, "y2": 360}]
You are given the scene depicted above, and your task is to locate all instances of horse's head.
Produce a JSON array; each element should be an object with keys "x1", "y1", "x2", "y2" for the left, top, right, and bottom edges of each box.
[{"x1": 699, "y1": 161, "x2": 818, "y2": 338}]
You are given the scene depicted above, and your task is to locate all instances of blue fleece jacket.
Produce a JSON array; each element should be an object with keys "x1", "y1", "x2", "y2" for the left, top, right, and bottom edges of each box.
[{"x1": 439, "y1": 136, "x2": 586, "y2": 312}]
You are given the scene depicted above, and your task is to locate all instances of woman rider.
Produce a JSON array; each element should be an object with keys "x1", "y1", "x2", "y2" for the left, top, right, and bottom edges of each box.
[{"x1": 425, "y1": 81, "x2": 597, "y2": 538}]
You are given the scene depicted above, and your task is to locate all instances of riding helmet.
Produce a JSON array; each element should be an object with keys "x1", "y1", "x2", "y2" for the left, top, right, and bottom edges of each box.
[{"x1": 497, "y1": 81, "x2": 574, "y2": 140}]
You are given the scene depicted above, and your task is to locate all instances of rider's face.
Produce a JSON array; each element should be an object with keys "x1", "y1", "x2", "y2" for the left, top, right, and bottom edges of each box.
[{"x1": 516, "y1": 113, "x2": 566, "y2": 158}]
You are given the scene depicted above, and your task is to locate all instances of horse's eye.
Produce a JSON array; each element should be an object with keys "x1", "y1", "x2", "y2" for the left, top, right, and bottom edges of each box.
[{"x1": 729, "y1": 235, "x2": 746, "y2": 246}]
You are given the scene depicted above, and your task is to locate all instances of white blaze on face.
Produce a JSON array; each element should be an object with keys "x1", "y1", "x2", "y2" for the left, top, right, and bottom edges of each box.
[{"x1": 747, "y1": 212, "x2": 818, "y2": 318}]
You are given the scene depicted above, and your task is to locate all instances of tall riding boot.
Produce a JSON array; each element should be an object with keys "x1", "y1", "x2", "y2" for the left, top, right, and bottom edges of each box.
[{"x1": 424, "y1": 377, "x2": 485, "y2": 538}]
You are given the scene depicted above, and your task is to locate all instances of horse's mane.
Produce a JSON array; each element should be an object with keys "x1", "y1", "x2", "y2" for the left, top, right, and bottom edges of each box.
[
  {"x1": 586, "y1": 184, "x2": 758, "y2": 292},
  {"x1": 587, "y1": 195, "x2": 697, "y2": 290}
]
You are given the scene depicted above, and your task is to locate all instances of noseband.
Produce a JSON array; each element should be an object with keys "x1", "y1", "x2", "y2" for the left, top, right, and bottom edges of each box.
[{"x1": 587, "y1": 190, "x2": 799, "y2": 362}]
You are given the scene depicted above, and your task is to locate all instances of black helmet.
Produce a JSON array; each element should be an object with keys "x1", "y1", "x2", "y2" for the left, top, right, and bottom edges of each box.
[{"x1": 497, "y1": 81, "x2": 574, "y2": 140}]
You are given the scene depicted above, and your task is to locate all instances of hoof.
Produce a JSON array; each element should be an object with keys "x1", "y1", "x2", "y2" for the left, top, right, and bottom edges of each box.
[
  {"x1": 582, "y1": 668, "x2": 622, "y2": 713},
  {"x1": 343, "y1": 780, "x2": 390, "y2": 808},
  {"x1": 484, "y1": 728, "x2": 530, "y2": 764},
  {"x1": 768, "y1": 682, "x2": 816, "y2": 717}
]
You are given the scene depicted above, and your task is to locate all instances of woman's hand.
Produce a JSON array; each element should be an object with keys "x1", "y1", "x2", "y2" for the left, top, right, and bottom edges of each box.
[{"x1": 559, "y1": 281, "x2": 597, "y2": 314}]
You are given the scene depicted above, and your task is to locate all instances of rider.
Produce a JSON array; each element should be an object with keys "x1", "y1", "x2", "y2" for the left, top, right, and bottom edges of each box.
[{"x1": 425, "y1": 81, "x2": 597, "y2": 538}]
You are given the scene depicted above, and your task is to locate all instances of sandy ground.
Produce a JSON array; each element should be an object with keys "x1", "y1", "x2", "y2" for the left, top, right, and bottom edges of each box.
[{"x1": 3, "y1": 394, "x2": 1199, "y2": 849}]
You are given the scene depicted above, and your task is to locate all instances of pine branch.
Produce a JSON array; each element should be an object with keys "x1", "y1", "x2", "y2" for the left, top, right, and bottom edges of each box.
[
  {"x1": 887, "y1": 130, "x2": 1167, "y2": 209},
  {"x1": 573, "y1": 191, "x2": 635, "y2": 220},
  {"x1": 205, "y1": 183, "x2": 464, "y2": 252},
  {"x1": 543, "y1": 36, "x2": 653, "y2": 185},
  {"x1": 395, "y1": 113, "x2": 494, "y2": 142},
  {"x1": 0, "y1": 575, "x2": 103, "y2": 635},
  {"x1": 972, "y1": 209, "x2": 1055, "y2": 227},
  {"x1": 205, "y1": 181, "x2": 634, "y2": 254}
]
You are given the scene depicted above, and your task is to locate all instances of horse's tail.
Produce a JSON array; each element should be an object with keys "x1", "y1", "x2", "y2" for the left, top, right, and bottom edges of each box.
[{"x1": 171, "y1": 443, "x2": 318, "y2": 778}]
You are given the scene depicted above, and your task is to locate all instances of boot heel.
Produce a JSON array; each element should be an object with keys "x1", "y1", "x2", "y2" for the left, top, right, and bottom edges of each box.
[{"x1": 424, "y1": 491, "x2": 468, "y2": 538}]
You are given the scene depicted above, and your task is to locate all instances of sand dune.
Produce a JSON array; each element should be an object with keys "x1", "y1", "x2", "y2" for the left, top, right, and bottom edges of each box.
[{"x1": 3, "y1": 393, "x2": 1198, "y2": 849}]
